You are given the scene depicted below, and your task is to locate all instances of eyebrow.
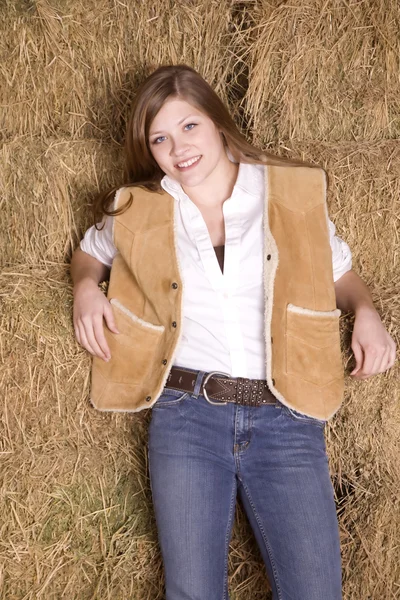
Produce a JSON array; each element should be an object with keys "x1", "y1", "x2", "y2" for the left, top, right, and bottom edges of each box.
[{"x1": 149, "y1": 114, "x2": 199, "y2": 137}]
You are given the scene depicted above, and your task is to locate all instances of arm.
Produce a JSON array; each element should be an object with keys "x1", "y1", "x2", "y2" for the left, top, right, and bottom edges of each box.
[
  {"x1": 334, "y1": 269, "x2": 396, "y2": 379},
  {"x1": 71, "y1": 248, "x2": 119, "y2": 361},
  {"x1": 71, "y1": 247, "x2": 110, "y2": 289}
]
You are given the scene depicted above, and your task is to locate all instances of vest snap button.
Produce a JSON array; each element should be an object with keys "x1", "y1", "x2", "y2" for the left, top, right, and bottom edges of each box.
[
  {"x1": 267, "y1": 254, "x2": 271, "y2": 260},
  {"x1": 162, "y1": 359, "x2": 167, "y2": 365},
  {"x1": 172, "y1": 321, "x2": 177, "y2": 328},
  {"x1": 272, "y1": 378, "x2": 275, "y2": 386},
  {"x1": 172, "y1": 282, "x2": 178, "y2": 289},
  {"x1": 145, "y1": 396, "x2": 151, "y2": 402}
]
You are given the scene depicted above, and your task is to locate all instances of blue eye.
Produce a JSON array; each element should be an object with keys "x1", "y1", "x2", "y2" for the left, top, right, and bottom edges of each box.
[{"x1": 151, "y1": 123, "x2": 197, "y2": 144}]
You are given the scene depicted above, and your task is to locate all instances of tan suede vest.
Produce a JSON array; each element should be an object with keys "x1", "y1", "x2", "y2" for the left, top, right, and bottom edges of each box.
[{"x1": 90, "y1": 165, "x2": 344, "y2": 420}]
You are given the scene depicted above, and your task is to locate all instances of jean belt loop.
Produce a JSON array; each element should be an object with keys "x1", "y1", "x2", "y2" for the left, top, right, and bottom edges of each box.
[{"x1": 192, "y1": 370, "x2": 206, "y2": 399}]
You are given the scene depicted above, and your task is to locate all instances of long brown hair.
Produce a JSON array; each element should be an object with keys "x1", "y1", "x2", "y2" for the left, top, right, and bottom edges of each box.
[{"x1": 93, "y1": 64, "x2": 316, "y2": 223}]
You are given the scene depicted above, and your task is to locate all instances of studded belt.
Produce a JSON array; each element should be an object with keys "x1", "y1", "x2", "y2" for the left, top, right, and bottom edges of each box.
[{"x1": 165, "y1": 366, "x2": 277, "y2": 407}]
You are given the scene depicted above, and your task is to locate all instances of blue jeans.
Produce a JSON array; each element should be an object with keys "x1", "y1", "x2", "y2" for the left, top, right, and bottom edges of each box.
[{"x1": 148, "y1": 369, "x2": 342, "y2": 600}]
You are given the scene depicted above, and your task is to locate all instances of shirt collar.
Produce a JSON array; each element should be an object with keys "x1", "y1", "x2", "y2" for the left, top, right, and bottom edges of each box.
[{"x1": 161, "y1": 159, "x2": 264, "y2": 202}]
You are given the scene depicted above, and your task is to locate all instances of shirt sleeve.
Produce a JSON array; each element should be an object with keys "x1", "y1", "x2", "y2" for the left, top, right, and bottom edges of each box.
[
  {"x1": 79, "y1": 214, "x2": 118, "y2": 268},
  {"x1": 328, "y1": 219, "x2": 352, "y2": 282}
]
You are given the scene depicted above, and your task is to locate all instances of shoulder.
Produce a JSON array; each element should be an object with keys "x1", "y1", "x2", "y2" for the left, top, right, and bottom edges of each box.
[
  {"x1": 268, "y1": 164, "x2": 326, "y2": 191},
  {"x1": 113, "y1": 185, "x2": 174, "y2": 233},
  {"x1": 266, "y1": 165, "x2": 327, "y2": 212},
  {"x1": 267, "y1": 163, "x2": 325, "y2": 179},
  {"x1": 114, "y1": 185, "x2": 168, "y2": 212}
]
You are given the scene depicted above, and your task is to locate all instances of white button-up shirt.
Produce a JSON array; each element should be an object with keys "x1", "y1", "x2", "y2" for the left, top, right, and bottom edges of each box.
[{"x1": 80, "y1": 162, "x2": 352, "y2": 379}]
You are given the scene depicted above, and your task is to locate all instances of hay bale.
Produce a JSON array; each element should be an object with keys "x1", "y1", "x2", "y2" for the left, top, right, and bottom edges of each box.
[
  {"x1": 1, "y1": 0, "x2": 398, "y2": 598},
  {"x1": 244, "y1": 1, "x2": 400, "y2": 145}
]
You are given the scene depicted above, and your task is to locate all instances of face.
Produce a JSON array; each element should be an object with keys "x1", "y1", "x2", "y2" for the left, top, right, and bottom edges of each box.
[{"x1": 148, "y1": 97, "x2": 229, "y2": 190}]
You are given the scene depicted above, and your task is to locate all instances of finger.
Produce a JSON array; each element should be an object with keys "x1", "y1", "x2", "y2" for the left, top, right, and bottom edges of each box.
[
  {"x1": 74, "y1": 323, "x2": 81, "y2": 346},
  {"x1": 92, "y1": 313, "x2": 112, "y2": 360},
  {"x1": 104, "y1": 303, "x2": 120, "y2": 334},
  {"x1": 357, "y1": 346, "x2": 385, "y2": 379},
  {"x1": 77, "y1": 321, "x2": 96, "y2": 356},
  {"x1": 370, "y1": 343, "x2": 395, "y2": 376},
  {"x1": 362, "y1": 347, "x2": 384, "y2": 377},
  {"x1": 73, "y1": 313, "x2": 82, "y2": 345},
  {"x1": 350, "y1": 342, "x2": 364, "y2": 375},
  {"x1": 82, "y1": 317, "x2": 110, "y2": 361},
  {"x1": 389, "y1": 340, "x2": 397, "y2": 368},
  {"x1": 377, "y1": 345, "x2": 392, "y2": 374},
  {"x1": 356, "y1": 347, "x2": 379, "y2": 379},
  {"x1": 384, "y1": 342, "x2": 397, "y2": 372}
]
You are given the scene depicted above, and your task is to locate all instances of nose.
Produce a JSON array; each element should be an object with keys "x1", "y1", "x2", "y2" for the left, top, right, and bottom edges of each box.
[{"x1": 170, "y1": 136, "x2": 190, "y2": 158}]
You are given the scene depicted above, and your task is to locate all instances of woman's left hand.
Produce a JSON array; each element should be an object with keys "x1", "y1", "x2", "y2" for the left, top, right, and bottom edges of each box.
[{"x1": 350, "y1": 308, "x2": 397, "y2": 379}]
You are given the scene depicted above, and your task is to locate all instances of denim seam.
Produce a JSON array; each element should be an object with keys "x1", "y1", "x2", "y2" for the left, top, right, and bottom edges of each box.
[
  {"x1": 241, "y1": 481, "x2": 283, "y2": 600},
  {"x1": 152, "y1": 393, "x2": 189, "y2": 407},
  {"x1": 222, "y1": 480, "x2": 237, "y2": 600},
  {"x1": 192, "y1": 370, "x2": 207, "y2": 399},
  {"x1": 283, "y1": 405, "x2": 326, "y2": 428},
  {"x1": 147, "y1": 444, "x2": 153, "y2": 496},
  {"x1": 234, "y1": 409, "x2": 253, "y2": 454}
]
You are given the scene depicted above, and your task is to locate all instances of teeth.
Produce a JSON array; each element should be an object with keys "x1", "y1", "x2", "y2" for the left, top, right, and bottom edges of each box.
[{"x1": 177, "y1": 155, "x2": 201, "y2": 168}]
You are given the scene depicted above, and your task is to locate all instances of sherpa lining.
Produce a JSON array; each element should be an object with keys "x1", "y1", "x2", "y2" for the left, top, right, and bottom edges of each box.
[
  {"x1": 263, "y1": 166, "x2": 286, "y2": 405},
  {"x1": 110, "y1": 298, "x2": 165, "y2": 332},
  {"x1": 97, "y1": 190, "x2": 185, "y2": 413},
  {"x1": 149, "y1": 193, "x2": 186, "y2": 406},
  {"x1": 287, "y1": 304, "x2": 341, "y2": 318}
]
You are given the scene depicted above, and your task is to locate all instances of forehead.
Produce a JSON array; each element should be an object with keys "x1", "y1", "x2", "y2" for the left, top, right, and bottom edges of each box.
[{"x1": 149, "y1": 97, "x2": 207, "y2": 131}]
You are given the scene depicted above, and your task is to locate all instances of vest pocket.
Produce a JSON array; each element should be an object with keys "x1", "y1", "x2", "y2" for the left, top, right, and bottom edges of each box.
[
  {"x1": 286, "y1": 304, "x2": 343, "y2": 388},
  {"x1": 93, "y1": 299, "x2": 165, "y2": 384}
]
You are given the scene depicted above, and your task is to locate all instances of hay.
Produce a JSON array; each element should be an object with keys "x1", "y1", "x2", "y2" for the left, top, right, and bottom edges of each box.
[
  {"x1": 244, "y1": 1, "x2": 400, "y2": 145},
  {"x1": 1, "y1": 0, "x2": 399, "y2": 598}
]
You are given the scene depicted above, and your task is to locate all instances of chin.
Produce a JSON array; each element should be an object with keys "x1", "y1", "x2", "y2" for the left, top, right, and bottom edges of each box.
[
  {"x1": 180, "y1": 175, "x2": 206, "y2": 188},
  {"x1": 181, "y1": 167, "x2": 214, "y2": 185}
]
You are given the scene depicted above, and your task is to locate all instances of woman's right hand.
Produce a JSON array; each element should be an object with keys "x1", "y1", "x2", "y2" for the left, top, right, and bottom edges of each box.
[{"x1": 73, "y1": 279, "x2": 120, "y2": 361}]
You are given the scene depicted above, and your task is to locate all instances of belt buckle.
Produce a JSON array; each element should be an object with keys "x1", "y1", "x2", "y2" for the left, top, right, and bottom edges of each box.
[{"x1": 202, "y1": 371, "x2": 230, "y2": 406}]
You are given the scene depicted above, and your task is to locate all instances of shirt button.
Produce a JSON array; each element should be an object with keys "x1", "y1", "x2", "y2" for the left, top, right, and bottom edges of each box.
[
  {"x1": 272, "y1": 378, "x2": 275, "y2": 386},
  {"x1": 267, "y1": 254, "x2": 271, "y2": 260},
  {"x1": 162, "y1": 359, "x2": 167, "y2": 365},
  {"x1": 172, "y1": 321, "x2": 177, "y2": 328},
  {"x1": 145, "y1": 396, "x2": 152, "y2": 402},
  {"x1": 172, "y1": 282, "x2": 178, "y2": 289}
]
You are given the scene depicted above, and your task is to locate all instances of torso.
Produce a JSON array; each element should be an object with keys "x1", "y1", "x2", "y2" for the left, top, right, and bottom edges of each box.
[
  {"x1": 198, "y1": 204, "x2": 225, "y2": 246},
  {"x1": 186, "y1": 186, "x2": 230, "y2": 274},
  {"x1": 213, "y1": 244, "x2": 225, "y2": 274},
  {"x1": 197, "y1": 204, "x2": 226, "y2": 273}
]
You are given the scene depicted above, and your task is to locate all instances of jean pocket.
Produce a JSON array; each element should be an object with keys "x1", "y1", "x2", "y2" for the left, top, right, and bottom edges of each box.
[
  {"x1": 152, "y1": 388, "x2": 190, "y2": 408},
  {"x1": 281, "y1": 404, "x2": 327, "y2": 428}
]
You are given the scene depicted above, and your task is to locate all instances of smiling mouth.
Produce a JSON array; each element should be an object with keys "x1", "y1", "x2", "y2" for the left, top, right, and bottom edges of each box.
[{"x1": 175, "y1": 155, "x2": 202, "y2": 170}]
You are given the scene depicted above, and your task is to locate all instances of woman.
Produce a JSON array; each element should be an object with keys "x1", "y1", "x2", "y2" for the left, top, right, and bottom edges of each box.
[{"x1": 71, "y1": 65, "x2": 396, "y2": 600}]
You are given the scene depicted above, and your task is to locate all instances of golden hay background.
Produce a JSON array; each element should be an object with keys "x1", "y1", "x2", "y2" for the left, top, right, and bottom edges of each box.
[{"x1": 1, "y1": 0, "x2": 399, "y2": 598}]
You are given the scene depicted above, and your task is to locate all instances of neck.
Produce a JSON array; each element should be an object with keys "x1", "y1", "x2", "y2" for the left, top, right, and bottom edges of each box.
[{"x1": 181, "y1": 155, "x2": 239, "y2": 208}]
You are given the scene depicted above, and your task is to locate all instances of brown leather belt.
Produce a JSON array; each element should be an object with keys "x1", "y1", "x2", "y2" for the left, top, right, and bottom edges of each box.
[{"x1": 165, "y1": 366, "x2": 277, "y2": 407}]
